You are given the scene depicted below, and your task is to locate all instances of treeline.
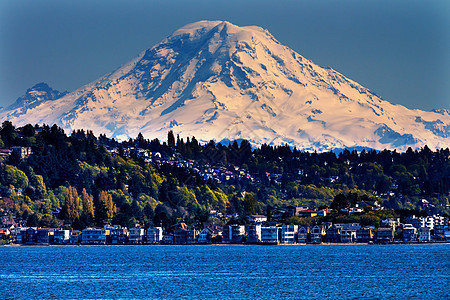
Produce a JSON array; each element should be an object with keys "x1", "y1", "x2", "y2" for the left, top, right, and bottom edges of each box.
[{"x1": 0, "y1": 122, "x2": 448, "y2": 230}]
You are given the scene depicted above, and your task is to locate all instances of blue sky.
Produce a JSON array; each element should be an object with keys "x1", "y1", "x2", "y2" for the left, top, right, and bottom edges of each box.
[{"x1": 0, "y1": 0, "x2": 448, "y2": 110}]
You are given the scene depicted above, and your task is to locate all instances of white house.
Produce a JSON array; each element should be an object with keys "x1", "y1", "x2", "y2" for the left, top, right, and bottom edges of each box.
[
  {"x1": 260, "y1": 226, "x2": 280, "y2": 244},
  {"x1": 147, "y1": 227, "x2": 163, "y2": 244},
  {"x1": 53, "y1": 229, "x2": 70, "y2": 244},
  {"x1": 247, "y1": 215, "x2": 267, "y2": 223},
  {"x1": 222, "y1": 225, "x2": 245, "y2": 243},
  {"x1": 247, "y1": 224, "x2": 262, "y2": 243},
  {"x1": 129, "y1": 226, "x2": 145, "y2": 244},
  {"x1": 281, "y1": 225, "x2": 298, "y2": 244},
  {"x1": 82, "y1": 228, "x2": 109, "y2": 244}
]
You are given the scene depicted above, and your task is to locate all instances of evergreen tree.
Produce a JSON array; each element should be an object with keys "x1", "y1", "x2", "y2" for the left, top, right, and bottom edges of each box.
[{"x1": 167, "y1": 130, "x2": 175, "y2": 148}]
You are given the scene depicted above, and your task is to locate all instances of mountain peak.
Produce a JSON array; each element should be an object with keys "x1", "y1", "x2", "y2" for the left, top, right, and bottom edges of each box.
[
  {"x1": 170, "y1": 20, "x2": 264, "y2": 37},
  {"x1": 1, "y1": 21, "x2": 449, "y2": 151},
  {"x1": 6, "y1": 82, "x2": 68, "y2": 114}
]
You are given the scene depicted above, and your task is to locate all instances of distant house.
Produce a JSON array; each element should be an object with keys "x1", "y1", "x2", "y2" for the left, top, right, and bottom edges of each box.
[
  {"x1": 376, "y1": 228, "x2": 394, "y2": 243},
  {"x1": 161, "y1": 234, "x2": 174, "y2": 245},
  {"x1": 348, "y1": 207, "x2": 364, "y2": 214},
  {"x1": 247, "y1": 215, "x2": 267, "y2": 223},
  {"x1": 82, "y1": 228, "x2": 109, "y2": 244},
  {"x1": 0, "y1": 229, "x2": 11, "y2": 240},
  {"x1": 285, "y1": 206, "x2": 309, "y2": 217},
  {"x1": 10, "y1": 146, "x2": 32, "y2": 159},
  {"x1": 310, "y1": 225, "x2": 326, "y2": 244},
  {"x1": 129, "y1": 226, "x2": 145, "y2": 244},
  {"x1": 402, "y1": 224, "x2": 417, "y2": 242},
  {"x1": 107, "y1": 226, "x2": 129, "y2": 244},
  {"x1": 36, "y1": 228, "x2": 53, "y2": 244},
  {"x1": 260, "y1": 226, "x2": 280, "y2": 244},
  {"x1": 174, "y1": 228, "x2": 198, "y2": 244},
  {"x1": 325, "y1": 225, "x2": 342, "y2": 243},
  {"x1": 317, "y1": 209, "x2": 328, "y2": 217},
  {"x1": 70, "y1": 230, "x2": 81, "y2": 244},
  {"x1": 147, "y1": 227, "x2": 163, "y2": 244},
  {"x1": 297, "y1": 226, "x2": 310, "y2": 243},
  {"x1": 297, "y1": 210, "x2": 318, "y2": 218},
  {"x1": 223, "y1": 225, "x2": 245, "y2": 243},
  {"x1": 22, "y1": 227, "x2": 37, "y2": 244},
  {"x1": 381, "y1": 218, "x2": 400, "y2": 230},
  {"x1": 247, "y1": 224, "x2": 262, "y2": 243},
  {"x1": 281, "y1": 225, "x2": 298, "y2": 244},
  {"x1": 12, "y1": 227, "x2": 27, "y2": 244},
  {"x1": 198, "y1": 229, "x2": 211, "y2": 244},
  {"x1": 340, "y1": 228, "x2": 357, "y2": 243},
  {"x1": 53, "y1": 229, "x2": 70, "y2": 244},
  {"x1": 356, "y1": 227, "x2": 374, "y2": 243},
  {"x1": 418, "y1": 227, "x2": 431, "y2": 242}
]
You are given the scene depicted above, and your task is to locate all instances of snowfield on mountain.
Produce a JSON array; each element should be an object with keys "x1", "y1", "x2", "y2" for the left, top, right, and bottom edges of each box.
[{"x1": 2, "y1": 20, "x2": 449, "y2": 151}]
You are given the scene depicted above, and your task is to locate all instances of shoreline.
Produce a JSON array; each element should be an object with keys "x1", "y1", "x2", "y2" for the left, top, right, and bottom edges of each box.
[{"x1": 3, "y1": 241, "x2": 449, "y2": 247}]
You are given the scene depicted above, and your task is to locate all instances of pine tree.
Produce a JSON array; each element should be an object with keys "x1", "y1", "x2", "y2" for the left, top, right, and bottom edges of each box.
[{"x1": 167, "y1": 130, "x2": 175, "y2": 148}]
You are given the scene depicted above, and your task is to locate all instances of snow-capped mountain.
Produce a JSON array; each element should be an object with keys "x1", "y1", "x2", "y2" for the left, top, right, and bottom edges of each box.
[
  {"x1": 2, "y1": 21, "x2": 449, "y2": 151},
  {"x1": 6, "y1": 82, "x2": 68, "y2": 118}
]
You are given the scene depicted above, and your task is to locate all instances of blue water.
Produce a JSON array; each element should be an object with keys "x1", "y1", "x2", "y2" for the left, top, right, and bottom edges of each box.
[{"x1": 1, "y1": 244, "x2": 449, "y2": 299}]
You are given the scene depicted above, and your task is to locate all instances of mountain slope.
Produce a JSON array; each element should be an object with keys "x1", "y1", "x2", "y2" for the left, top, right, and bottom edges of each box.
[{"x1": 1, "y1": 20, "x2": 449, "y2": 151}]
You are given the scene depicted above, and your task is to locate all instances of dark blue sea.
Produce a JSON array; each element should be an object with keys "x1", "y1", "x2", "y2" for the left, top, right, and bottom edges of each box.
[{"x1": 1, "y1": 244, "x2": 449, "y2": 299}]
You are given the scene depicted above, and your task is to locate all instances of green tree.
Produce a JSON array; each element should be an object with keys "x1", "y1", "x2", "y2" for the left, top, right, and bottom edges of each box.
[
  {"x1": 5, "y1": 166, "x2": 29, "y2": 190},
  {"x1": 167, "y1": 130, "x2": 175, "y2": 148}
]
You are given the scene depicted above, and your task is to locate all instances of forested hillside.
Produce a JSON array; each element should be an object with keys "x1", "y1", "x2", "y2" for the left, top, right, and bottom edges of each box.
[{"x1": 0, "y1": 121, "x2": 448, "y2": 229}]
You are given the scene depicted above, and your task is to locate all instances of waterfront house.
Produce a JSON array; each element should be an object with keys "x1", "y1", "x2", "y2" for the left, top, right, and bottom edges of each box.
[
  {"x1": 12, "y1": 227, "x2": 27, "y2": 243},
  {"x1": 174, "y1": 228, "x2": 198, "y2": 244},
  {"x1": 82, "y1": 228, "x2": 109, "y2": 244},
  {"x1": 198, "y1": 229, "x2": 211, "y2": 243},
  {"x1": 281, "y1": 225, "x2": 298, "y2": 244},
  {"x1": 376, "y1": 228, "x2": 394, "y2": 243},
  {"x1": 129, "y1": 226, "x2": 145, "y2": 244},
  {"x1": 325, "y1": 225, "x2": 342, "y2": 243},
  {"x1": 36, "y1": 228, "x2": 54, "y2": 244},
  {"x1": 161, "y1": 234, "x2": 174, "y2": 244},
  {"x1": 22, "y1": 227, "x2": 37, "y2": 244},
  {"x1": 147, "y1": 227, "x2": 163, "y2": 244},
  {"x1": 419, "y1": 227, "x2": 431, "y2": 242},
  {"x1": 222, "y1": 225, "x2": 245, "y2": 243},
  {"x1": 310, "y1": 225, "x2": 326, "y2": 244},
  {"x1": 356, "y1": 227, "x2": 374, "y2": 243},
  {"x1": 53, "y1": 229, "x2": 70, "y2": 244},
  {"x1": 107, "y1": 225, "x2": 129, "y2": 244},
  {"x1": 247, "y1": 224, "x2": 262, "y2": 243},
  {"x1": 297, "y1": 226, "x2": 310, "y2": 243},
  {"x1": 340, "y1": 228, "x2": 357, "y2": 243},
  {"x1": 402, "y1": 224, "x2": 417, "y2": 242},
  {"x1": 70, "y1": 230, "x2": 81, "y2": 244},
  {"x1": 260, "y1": 226, "x2": 280, "y2": 244}
]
